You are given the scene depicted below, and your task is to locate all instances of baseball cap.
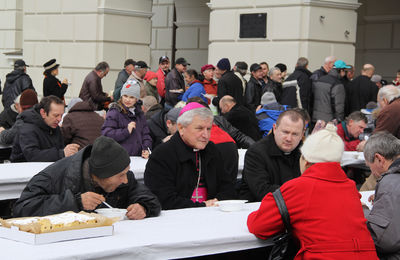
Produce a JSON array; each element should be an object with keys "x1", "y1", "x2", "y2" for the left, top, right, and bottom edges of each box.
[
  {"x1": 333, "y1": 60, "x2": 351, "y2": 69},
  {"x1": 250, "y1": 63, "x2": 262, "y2": 72},
  {"x1": 14, "y1": 59, "x2": 29, "y2": 68},
  {"x1": 159, "y1": 56, "x2": 169, "y2": 64},
  {"x1": 175, "y1": 57, "x2": 190, "y2": 66},
  {"x1": 135, "y1": 61, "x2": 149, "y2": 69}
]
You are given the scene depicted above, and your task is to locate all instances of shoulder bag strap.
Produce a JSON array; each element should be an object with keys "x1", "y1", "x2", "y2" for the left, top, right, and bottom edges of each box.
[{"x1": 272, "y1": 188, "x2": 292, "y2": 233}]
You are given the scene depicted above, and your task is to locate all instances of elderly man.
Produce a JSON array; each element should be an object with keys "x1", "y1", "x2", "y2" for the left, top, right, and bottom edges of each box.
[
  {"x1": 79, "y1": 61, "x2": 113, "y2": 110},
  {"x1": 240, "y1": 109, "x2": 305, "y2": 202},
  {"x1": 336, "y1": 111, "x2": 368, "y2": 151},
  {"x1": 156, "y1": 56, "x2": 170, "y2": 100},
  {"x1": 2, "y1": 59, "x2": 35, "y2": 109},
  {"x1": 10, "y1": 95, "x2": 79, "y2": 162},
  {"x1": 147, "y1": 107, "x2": 181, "y2": 148},
  {"x1": 374, "y1": 85, "x2": 400, "y2": 138},
  {"x1": 363, "y1": 132, "x2": 400, "y2": 259},
  {"x1": 310, "y1": 56, "x2": 336, "y2": 82},
  {"x1": 113, "y1": 59, "x2": 135, "y2": 101},
  {"x1": 144, "y1": 103, "x2": 236, "y2": 210},
  {"x1": 127, "y1": 61, "x2": 149, "y2": 98},
  {"x1": 263, "y1": 67, "x2": 283, "y2": 102},
  {"x1": 212, "y1": 58, "x2": 244, "y2": 108},
  {"x1": 13, "y1": 136, "x2": 161, "y2": 218},
  {"x1": 346, "y1": 64, "x2": 378, "y2": 115}
]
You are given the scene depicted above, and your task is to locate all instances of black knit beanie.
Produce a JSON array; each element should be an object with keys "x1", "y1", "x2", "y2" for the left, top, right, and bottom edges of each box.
[{"x1": 89, "y1": 136, "x2": 130, "y2": 178}]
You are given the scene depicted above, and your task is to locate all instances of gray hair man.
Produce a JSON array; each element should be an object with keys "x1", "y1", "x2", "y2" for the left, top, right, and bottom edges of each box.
[
  {"x1": 374, "y1": 85, "x2": 400, "y2": 138},
  {"x1": 363, "y1": 132, "x2": 400, "y2": 259},
  {"x1": 144, "y1": 102, "x2": 236, "y2": 210},
  {"x1": 127, "y1": 61, "x2": 149, "y2": 99},
  {"x1": 310, "y1": 56, "x2": 336, "y2": 82}
]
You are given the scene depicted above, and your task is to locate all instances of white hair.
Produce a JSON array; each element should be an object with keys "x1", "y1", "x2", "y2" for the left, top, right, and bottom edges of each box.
[
  {"x1": 378, "y1": 85, "x2": 400, "y2": 103},
  {"x1": 324, "y1": 56, "x2": 336, "y2": 64},
  {"x1": 268, "y1": 67, "x2": 281, "y2": 77},
  {"x1": 177, "y1": 107, "x2": 213, "y2": 127}
]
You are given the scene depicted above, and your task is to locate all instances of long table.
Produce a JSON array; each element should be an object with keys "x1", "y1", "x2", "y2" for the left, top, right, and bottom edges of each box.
[{"x1": 1, "y1": 202, "x2": 271, "y2": 260}]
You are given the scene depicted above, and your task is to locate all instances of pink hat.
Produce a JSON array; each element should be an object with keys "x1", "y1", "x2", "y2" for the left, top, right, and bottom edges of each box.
[
  {"x1": 144, "y1": 70, "x2": 157, "y2": 81},
  {"x1": 179, "y1": 102, "x2": 205, "y2": 116}
]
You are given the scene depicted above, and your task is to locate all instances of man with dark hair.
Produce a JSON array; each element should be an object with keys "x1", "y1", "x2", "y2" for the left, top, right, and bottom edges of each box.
[
  {"x1": 13, "y1": 136, "x2": 161, "y2": 219},
  {"x1": 337, "y1": 111, "x2": 368, "y2": 151},
  {"x1": 286, "y1": 57, "x2": 312, "y2": 112},
  {"x1": 113, "y1": 59, "x2": 135, "y2": 101},
  {"x1": 2, "y1": 59, "x2": 35, "y2": 109},
  {"x1": 245, "y1": 63, "x2": 264, "y2": 111},
  {"x1": 260, "y1": 62, "x2": 269, "y2": 85},
  {"x1": 10, "y1": 95, "x2": 79, "y2": 162},
  {"x1": 79, "y1": 61, "x2": 113, "y2": 110},
  {"x1": 363, "y1": 132, "x2": 400, "y2": 259},
  {"x1": 212, "y1": 58, "x2": 244, "y2": 108},
  {"x1": 156, "y1": 56, "x2": 170, "y2": 101},
  {"x1": 240, "y1": 109, "x2": 305, "y2": 202},
  {"x1": 165, "y1": 57, "x2": 189, "y2": 109}
]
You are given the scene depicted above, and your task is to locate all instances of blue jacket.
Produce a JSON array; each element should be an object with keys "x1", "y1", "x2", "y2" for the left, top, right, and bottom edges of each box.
[
  {"x1": 182, "y1": 81, "x2": 207, "y2": 103},
  {"x1": 256, "y1": 103, "x2": 288, "y2": 136}
]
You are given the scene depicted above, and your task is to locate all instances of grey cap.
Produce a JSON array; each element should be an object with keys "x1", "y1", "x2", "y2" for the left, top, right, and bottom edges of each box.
[
  {"x1": 260, "y1": 91, "x2": 277, "y2": 105},
  {"x1": 166, "y1": 108, "x2": 182, "y2": 122},
  {"x1": 371, "y1": 74, "x2": 382, "y2": 83}
]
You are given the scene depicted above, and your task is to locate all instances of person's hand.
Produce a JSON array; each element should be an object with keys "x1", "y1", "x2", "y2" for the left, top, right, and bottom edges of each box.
[
  {"x1": 256, "y1": 105, "x2": 262, "y2": 112},
  {"x1": 356, "y1": 140, "x2": 366, "y2": 152},
  {"x1": 141, "y1": 150, "x2": 150, "y2": 159},
  {"x1": 205, "y1": 198, "x2": 218, "y2": 207},
  {"x1": 368, "y1": 194, "x2": 375, "y2": 204},
  {"x1": 127, "y1": 122, "x2": 136, "y2": 133},
  {"x1": 126, "y1": 203, "x2": 146, "y2": 220},
  {"x1": 64, "y1": 143, "x2": 80, "y2": 157},
  {"x1": 81, "y1": 192, "x2": 105, "y2": 211},
  {"x1": 0, "y1": 126, "x2": 5, "y2": 133},
  {"x1": 162, "y1": 135, "x2": 172, "y2": 143},
  {"x1": 62, "y1": 78, "x2": 68, "y2": 85}
]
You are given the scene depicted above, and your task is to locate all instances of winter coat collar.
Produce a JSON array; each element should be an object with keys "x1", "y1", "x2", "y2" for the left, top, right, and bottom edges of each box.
[
  {"x1": 265, "y1": 132, "x2": 301, "y2": 157},
  {"x1": 170, "y1": 132, "x2": 217, "y2": 163},
  {"x1": 302, "y1": 162, "x2": 348, "y2": 182},
  {"x1": 294, "y1": 66, "x2": 312, "y2": 76},
  {"x1": 20, "y1": 105, "x2": 59, "y2": 133},
  {"x1": 249, "y1": 76, "x2": 262, "y2": 86}
]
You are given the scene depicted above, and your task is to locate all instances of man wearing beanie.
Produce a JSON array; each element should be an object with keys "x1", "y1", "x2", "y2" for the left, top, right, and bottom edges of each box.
[
  {"x1": 212, "y1": 58, "x2": 244, "y2": 110},
  {"x1": 14, "y1": 136, "x2": 161, "y2": 218},
  {"x1": 248, "y1": 124, "x2": 378, "y2": 259},
  {"x1": 240, "y1": 109, "x2": 305, "y2": 202},
  {"x1": 0, "y1": 89, "x2": 38, "y2": 145}
]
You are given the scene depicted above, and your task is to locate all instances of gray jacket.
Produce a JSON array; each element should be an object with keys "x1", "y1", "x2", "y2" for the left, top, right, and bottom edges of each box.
[
  {"x1": 366, "y1": 158, "x2": 400, "y2": 260},
  {"x1": 311, "y1": 69, "x2": 345, "y2": 122}
]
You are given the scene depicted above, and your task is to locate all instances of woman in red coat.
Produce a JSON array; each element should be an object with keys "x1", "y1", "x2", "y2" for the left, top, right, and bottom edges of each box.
[{"x1": 247, "y1": 124, "x2": 378, "y2": 259}]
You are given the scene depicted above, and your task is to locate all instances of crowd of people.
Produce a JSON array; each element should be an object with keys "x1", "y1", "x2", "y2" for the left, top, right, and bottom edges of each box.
[{"x1": 0, "y1": 55, "x2": 400, "y2": 259}]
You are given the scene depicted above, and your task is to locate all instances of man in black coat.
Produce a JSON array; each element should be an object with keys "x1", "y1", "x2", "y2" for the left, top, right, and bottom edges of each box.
[
  {"x1": 240, "y1": 110, "x2": 305, "y2": 202},
  {"x1": 165, "y1": 57, "x2": 188, "y2": 108},
  {"x1": 286, "y1": 57, "x2": 312, "y2": 112},
  {"x1": 144, "y1": 104, "x2": 236, "y2": 210},
  {"x1": 245, "y1": 63, "x2": 264, "y2": 112},
  {"x1": 147, "y1": 107, "x2": 181, "y2": 149},
  {"x1": 346, "y1": 64, "x2": 378, "y2": 116},
  {"x1": 2, "y1": 59, "x2": 35, "y2": 109},
  {"x1": 219, "y1": 95, "x2": 261, "y2": 141},
  {"x1": 0, "y1": 100, "x2": 18, "y2": 131},
  {"x1": 13, "y1": 136, "x2": 161, "y2": 219},
  {"x1": 212, "y1": 58, "x2": 244, "y2": 108},
  {"x1": 10, "y1": 96, "x2": 79, "y2": 162},
  {"x1": 310, "y1": 56, "x2": 336, "y2": 83}
]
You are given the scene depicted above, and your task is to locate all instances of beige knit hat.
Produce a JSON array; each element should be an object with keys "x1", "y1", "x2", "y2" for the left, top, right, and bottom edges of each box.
[{"x1": 300, "y1": 123, "x2": 344, "y2": 163}]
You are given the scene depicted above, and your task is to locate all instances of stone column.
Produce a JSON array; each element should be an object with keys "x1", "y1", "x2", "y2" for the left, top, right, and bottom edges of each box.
[
  {"x1": 22, "y1": 0, "x2": 153, "y2": 99},
  {"x1": 208, "y1": 0, "x2": 360, "y2": 72}
]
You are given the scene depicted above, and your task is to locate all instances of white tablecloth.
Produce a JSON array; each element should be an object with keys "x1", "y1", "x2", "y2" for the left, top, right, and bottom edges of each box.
[
  {"x1": 0, "y1": 157, "x2": 148, "y2": 200},
  {"x1": 1, "y1": 202, "x2": 270, "y2": 260}
]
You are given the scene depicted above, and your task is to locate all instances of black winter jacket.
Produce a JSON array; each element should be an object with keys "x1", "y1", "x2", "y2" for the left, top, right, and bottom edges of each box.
[
  {"x1": 10, "y1": 105, "x2": 65, "y2": 162},
  {"x1": 0, "y1": 107, "x2": 18, "y2": 129},
  {"x1": 13, "y1": 146, "x2": 161, "y2": 217},
  {"x1": 213, "y1": 115, "x2": 255, "y2": 148},
  {"x1": 144, "y1": 133, "x2": 237, "y2": 210},
  {"x1": 286, "y1": 66, "x2": 312, "y2": 111},
  {"x1": 310, "y1": 66, "x2": 328, "y2": 82},
  {"x1": 147, "y1": 110, "x2": 169, "y2": 149},
  {"x1": 165, "y1": 68, "x2": 185, "y2": 106},
  {"x1": 212, "y1": 70, "x2": 244, "y2": 107},
  {"x1": 346, "y1": 75, "x2": 378, "y2": 116},
  {"x1": 240, "y1": 133, "x2": 301, "y2": 202},
  {"x1": 223, "y1": 104, "x2": 261, "y2": 141},
  {"x1": 311, "y1": 69, "x2": 345, "y2": 123},
  {"x1": 2, "y1": 70, "x2": 35, "y2": 109},
  {"x1": 43, "y1": 75, "x2": 68, "y2": 99},
  {"x1": 262, "y1": 79, "x2": 283, "y2": 103},
  {"x1": 245, "y1": 76, "x2": 263, "y2": 112}
]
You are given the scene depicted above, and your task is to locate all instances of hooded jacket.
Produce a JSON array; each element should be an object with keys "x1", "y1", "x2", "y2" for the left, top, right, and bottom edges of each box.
[
  {"x1": 2, "y1": 69, "x2": 35, "y2": 109},
  {"x1": 61, "y1": 101, "x2": 104, "y2": 148},
  {"x1": 0, "y1": 106, "x2": 18, "y2": 129},
  {"x1": 212, "y1": 70, "x2": 244, "y2": 107},
  {"x1": 102, "y1": 102, "x2": 152, "y2": 156},
  {"x1": 13, "y1": 146, "x2": 161, "y2": 218},
  {"x1": 286, "y1": 66, "x2": 312, "y2": 111},
  {"x1": 10, "y1": 105, "x2": 65, "y2": 162}
]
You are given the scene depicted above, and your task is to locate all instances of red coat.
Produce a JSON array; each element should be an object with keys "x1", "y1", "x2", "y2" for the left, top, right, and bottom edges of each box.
[
  {"x1": 156, "y1": 68, "x2": 167, "y2": 98},
  {"x1": 336, "y1": 122, "x2": 360, "y2": 151},
  {"x1": 247, "y1": 162, "x2": 378, "y2": 260}
]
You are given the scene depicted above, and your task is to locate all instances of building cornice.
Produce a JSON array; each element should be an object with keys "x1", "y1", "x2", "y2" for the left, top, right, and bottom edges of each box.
[{"x1": 97, "y1": 7, "x2": 153, "y2": 18}]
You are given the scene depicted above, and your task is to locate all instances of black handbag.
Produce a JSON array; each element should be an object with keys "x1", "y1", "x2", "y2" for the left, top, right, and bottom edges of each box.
[{"x1": 268, "y1": 189, "x2": 296, "y2": 260}]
